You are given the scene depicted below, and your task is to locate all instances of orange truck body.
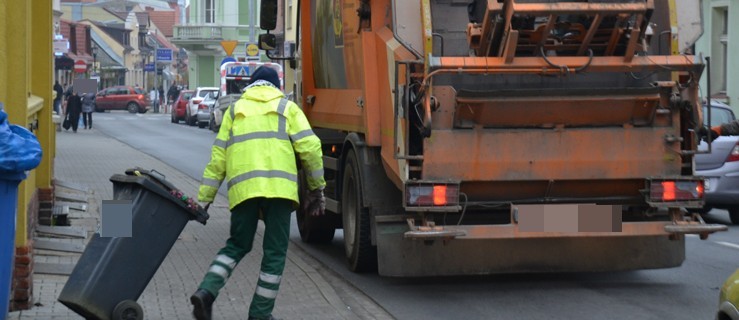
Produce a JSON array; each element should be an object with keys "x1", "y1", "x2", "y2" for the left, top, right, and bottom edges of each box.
[{"x1": 280, "y1": 0, "x2": 721, "y2": 276}]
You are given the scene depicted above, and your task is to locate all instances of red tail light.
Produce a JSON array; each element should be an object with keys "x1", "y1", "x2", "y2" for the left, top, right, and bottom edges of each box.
[
  {"x1": 199, "y1": 103, "x2": 208, "y2": 110},
  {"x1": 406, "y1": 183, "x2": 459, "y2": 207},
  {"x1": 649, "y1": 179, "x2": 704, "y2": 202},
  {"x1": 726, "y1": 143, "x2": 739, "y2": 162}
]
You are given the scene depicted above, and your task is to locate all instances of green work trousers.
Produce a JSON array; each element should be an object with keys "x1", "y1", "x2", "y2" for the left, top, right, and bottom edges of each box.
[{"x1": 198, "y1": 197, "x2": 293, "y2": 319}]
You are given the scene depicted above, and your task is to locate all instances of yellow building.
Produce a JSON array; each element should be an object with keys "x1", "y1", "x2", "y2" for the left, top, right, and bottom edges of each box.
[{"x1": 0, "y1": 0, "x2": 55, "y2": 311}]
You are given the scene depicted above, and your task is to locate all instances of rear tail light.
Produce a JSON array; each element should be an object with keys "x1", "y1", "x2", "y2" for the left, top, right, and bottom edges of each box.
[
  {"x1": 648, "y1": 179, "x2": 704, "y2": 202},
  {"x1": 726, "y1": 143, "x2": 739, "y2": 162},
  {"x1": 199, "y1": 103, "x2": 208, "y2": 110},
  {"x1": 406, "y1": 183, "x2": 459, "y2": 208}
]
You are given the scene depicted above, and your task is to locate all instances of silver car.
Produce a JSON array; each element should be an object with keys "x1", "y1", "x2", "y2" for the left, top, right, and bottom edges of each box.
[
  {"x1": 196, "y1": 92, "x2": 218, "y2": 129},
  {"x1": 694, "y1": 101, "x2": 739, "y2": 224}
]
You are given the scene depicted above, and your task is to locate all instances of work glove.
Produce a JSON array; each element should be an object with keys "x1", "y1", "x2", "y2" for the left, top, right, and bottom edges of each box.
[
  {"x1": 304, "y1": 188, "x2": 326, "y2": 216},
  {"x1": 697, "y1": 126, "x2": 719, "y2": 143}
]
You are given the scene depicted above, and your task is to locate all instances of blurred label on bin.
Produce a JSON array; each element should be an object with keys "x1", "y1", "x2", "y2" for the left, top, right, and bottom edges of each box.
[{"x1": 101, "y1": 200, "x2": 133, "y2": 237}]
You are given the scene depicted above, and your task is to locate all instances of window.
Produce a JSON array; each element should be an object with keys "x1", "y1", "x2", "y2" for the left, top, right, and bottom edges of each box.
[
  {"x1": 720, "y1": 9, "x2": 728, "y2": 94},
  {"x1": 69, "y1": 24, "x2": 77, "y2": 53},
  {"x1": 205, "y1": 0, "x2": 215, "y2": 24}
]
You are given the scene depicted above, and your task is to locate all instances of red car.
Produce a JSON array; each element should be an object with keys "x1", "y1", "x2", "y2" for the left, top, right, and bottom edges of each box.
[
  {"x1": 171, "y1": 90, "x2": 194, "y2": 123},
  {"x1": 95, "y1": 86, "x2": 150, "y2": 113}
]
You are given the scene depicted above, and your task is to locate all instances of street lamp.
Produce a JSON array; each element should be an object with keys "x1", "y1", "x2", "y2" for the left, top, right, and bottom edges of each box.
[{"x1": 91, "y1": 45, "x2": 98, "y2": 75}]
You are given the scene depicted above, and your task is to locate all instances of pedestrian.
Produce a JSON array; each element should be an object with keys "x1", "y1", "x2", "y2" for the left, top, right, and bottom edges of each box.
[
  {"x1": 167, "y1": 83, "x2": 177, "y2": 104},
  {"x1": 191, "y1": 66, "x2": 326, "y2": 320},
  {"x1": 81, "y1": 92, "x2": 95, "y2": 129},
  {"x1": 158, "y1": 85, "x2": 165, "y2": 109},
  {"x1": 54, "y1": 81, "x2": 63, "y2": 115},
  {"x1": 65, "y1": 91, "x2": 82, "y2": 133},
  {"x1": 149, "y1": 87, "x2": 159, "y2": 113}
]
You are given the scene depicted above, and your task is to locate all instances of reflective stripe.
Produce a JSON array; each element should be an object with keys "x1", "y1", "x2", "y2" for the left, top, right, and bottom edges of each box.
[
  {"x1": 259, "y1": 272, "x2": 282, "y2": 284},
  {"x1": 255, "y1": 286, "x2": 279, "y2": 299},
  {"x1": 231, "y1": 131, "x2": 288, "y2": 144},
  {"x1": 276, "y1": 99, "x2": 288, "y2": 115},
  {"x1": 230, "y1": 104, "x2": 235, "y2": 121},
  {"x1": 215, "y1": 255, "x2": 236, "y2": 269},
  {"x1": 290, "y1": 129, "x2": 315, "y2": 142},
  {"x1": 309, "y1": 168, "x2": 324, "y2": 179},
  {"x1": 277, "y1": 99, "x2": 288, "y2": 134},
  {"x1": 202, "y1": 177, "x2": 221, "y2": 189},
  {"x1": 208, "y1": 265, "x2": 229, "y2": 279},
  {"x1": 213, "y1": 138, "x2": 227, "y2": 149},
  {"x1": 227, "y1": 170, "x2": 298, "y2": 189}
]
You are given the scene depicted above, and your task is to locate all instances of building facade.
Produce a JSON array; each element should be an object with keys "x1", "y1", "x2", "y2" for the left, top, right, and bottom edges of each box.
[
  {"x1": 172, "y1": 0, "x2": 283, "y2": 89},
  {"x1": 0, "y1": 0, "x2": 55, "y2": 311},
  {"x1": 696, "y1": 0, "x2": 738, "y2": 110}
]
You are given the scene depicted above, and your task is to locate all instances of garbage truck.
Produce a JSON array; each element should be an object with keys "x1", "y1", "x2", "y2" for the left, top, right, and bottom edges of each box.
[{"x1": 257, "y1": 0, "x2": 727, "y2": 276}]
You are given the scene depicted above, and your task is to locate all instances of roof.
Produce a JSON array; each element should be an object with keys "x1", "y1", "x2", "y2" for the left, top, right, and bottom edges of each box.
[
  {"x1": 147, "y1": 10, "x2": 176, "y2": 37},
  {"x1": 103, "y1": 7, "x2": 128, "y2": 21}
]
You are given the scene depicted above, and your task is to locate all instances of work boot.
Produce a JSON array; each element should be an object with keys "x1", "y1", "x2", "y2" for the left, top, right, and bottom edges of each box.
[
  {"x1": 190, "y1": 289, "x2": 214, "y2": 320},
  {"x1": 248, "y1": 315, "x2": 282, "y2": 320}
]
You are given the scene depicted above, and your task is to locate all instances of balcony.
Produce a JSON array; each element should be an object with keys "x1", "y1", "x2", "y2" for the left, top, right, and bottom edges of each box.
[{"x1": 173, "y1": 25, "x2": 260, "y2": 42}]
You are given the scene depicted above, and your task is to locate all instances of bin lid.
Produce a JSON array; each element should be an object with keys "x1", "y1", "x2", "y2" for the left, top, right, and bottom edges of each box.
[
  {"x1": 110, "y1": 169, "x2": 209, "y2": 225},
  {"x1": 0, "y1": 171, "x2": 27, "y2": 181}
]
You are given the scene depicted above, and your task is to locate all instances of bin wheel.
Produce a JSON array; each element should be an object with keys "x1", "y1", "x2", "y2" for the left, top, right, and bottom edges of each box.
[{"x1": 112, "y1": 300, "x2": 143, "y2": 320}]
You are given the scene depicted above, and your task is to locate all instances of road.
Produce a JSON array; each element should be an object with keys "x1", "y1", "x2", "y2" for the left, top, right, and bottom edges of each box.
[{"x1": 94, "y1": 111, "x2": 739, "y2": 320}]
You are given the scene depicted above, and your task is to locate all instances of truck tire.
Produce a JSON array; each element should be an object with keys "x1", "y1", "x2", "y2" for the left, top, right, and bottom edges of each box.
[
  {"x1": 341, "y1": 151, "x2": 377, "y2": 272},
  {"x1": 296, "y1": 170, "x2": 335, "y2": 243},
  {"x1": 729, "y1": 207, "x2": 739, "y2": 225}
]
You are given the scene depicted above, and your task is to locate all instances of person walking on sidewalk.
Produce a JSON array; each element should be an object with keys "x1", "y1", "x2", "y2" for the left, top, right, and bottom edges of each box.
[
  {"x1": 81, "y1": 92, "x2": 95, "y2": 129},
  {"x1": 149, "y1": 87, "x2": 160, "y2": 113},
  {"x1": 65, "y1": 91, "x2": 82, "y2": 133},
  {"x1": 191, "y1": 66, "x2": 326, "y2": 320},
  {"x1": 54, "y1": 81, "x2": 63, "y2": 115}
]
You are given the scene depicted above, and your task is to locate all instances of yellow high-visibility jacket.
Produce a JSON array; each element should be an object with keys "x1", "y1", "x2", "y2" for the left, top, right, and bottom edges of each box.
[{"x1": 198, "y1": 85, "x2": 325, "y2": 209}]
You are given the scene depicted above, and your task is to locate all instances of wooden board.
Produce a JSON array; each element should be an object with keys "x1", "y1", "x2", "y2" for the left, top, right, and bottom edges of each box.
[
  {"x1": 36, "y1": 226, "x2": 87, "y2": 238},
  {"x1": 35, "y1": 263, "x2": 76, "y2": 276},
  {"x1": 34, "y1": 239, "x2": 85, "y2": 253}
]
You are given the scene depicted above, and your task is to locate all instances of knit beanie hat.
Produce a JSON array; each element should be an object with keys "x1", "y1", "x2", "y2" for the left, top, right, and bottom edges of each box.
[{"x1": 250, "y1": 66, "x2": 280, "y2": 89}]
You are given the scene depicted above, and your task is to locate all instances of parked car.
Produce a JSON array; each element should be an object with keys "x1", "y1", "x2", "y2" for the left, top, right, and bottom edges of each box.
[
  {"x1": 171, "y1": 90, "x2": 194, "y2": 124},
  {"x1": 718, "y1": 268, "x2": 739, "y2": 320},
  {"x1": 694, "y1": 100, "x2": 739, "y2": 224},
  {"x1": 210, "y1": 93, "x2": 241, "y2": 133},
  {"x1": 186, "y1": 87, "x2": 218, "y2": 126},
  {"x1": 95, "y1": 86, "x2": 149, "y2": 113},
  {"x1": 197, "y1": 92, "x2": 218, "y2": 128}
]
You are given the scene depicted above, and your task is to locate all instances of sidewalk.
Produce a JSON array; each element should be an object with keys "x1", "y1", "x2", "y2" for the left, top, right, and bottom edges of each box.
[{"x1": 8, "y1": 127, "x2": 393, "y2": 320}]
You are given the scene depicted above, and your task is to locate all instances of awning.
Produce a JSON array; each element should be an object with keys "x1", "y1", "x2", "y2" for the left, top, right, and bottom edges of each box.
[{"x1": 55, "y1": 55, "x2": 74, "y2": 70}]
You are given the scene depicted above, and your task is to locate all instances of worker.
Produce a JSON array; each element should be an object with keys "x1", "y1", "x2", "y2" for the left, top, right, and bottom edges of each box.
[
  {"x1": 698, "y1": 121, "x2": 739, "y2": 142},
  {"x1": 191, "y1": 66, "x2": 326, "y2": 320}
]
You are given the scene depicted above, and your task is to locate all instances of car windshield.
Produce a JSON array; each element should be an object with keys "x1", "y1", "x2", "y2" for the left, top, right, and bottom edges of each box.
[
  {"x1": 703, "y1": 106, "x2": 735, "y2": 126},
  {"x1": 134, "y1": 88, "x2": 145, "y2": 94},
  {"x1": 204, "y1": 92, "x2": 217, "y2": 102},
  {"x1": 198, "y1": 90, "x2": 217, "y2": 98},
  {"x1": 183, "y1": 93, "x2": 193, "y2": 100}
]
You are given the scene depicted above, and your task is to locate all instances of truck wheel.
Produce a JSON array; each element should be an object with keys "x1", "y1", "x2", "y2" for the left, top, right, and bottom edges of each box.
[
  {"x1": 729, "y1": 207, "x2": 739, "y2": 225},
  {"x1": 297, "y1": 171, "x2": 335, "y2": 243},
  {"x1": 112, "y1": 300, "x2": 143, "y2": 320},
  {"x1": 127, "y1": 103, "x2": 138, "y2": 114},
  {"x1": 342, "y1": 151, "x2": 377, "y2": 272}
]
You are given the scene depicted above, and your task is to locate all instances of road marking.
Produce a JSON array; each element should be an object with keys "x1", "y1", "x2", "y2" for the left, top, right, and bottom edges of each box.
[{"x1": 715, "y1": 241, "x2": 739, "y2": 251}]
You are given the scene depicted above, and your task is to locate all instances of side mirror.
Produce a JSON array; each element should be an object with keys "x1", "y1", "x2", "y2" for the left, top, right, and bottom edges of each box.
[
  {"x1": 258, "y1": 33, "x2": 277, "y2": 51},
  {"x1": 260, "y1": 0, "x2": 278, "y2": 31}
]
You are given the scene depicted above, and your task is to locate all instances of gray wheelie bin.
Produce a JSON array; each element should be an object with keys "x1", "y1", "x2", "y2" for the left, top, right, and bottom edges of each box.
[{"x1": 58, "y1": 169, "x2": 209, "y2": 320}]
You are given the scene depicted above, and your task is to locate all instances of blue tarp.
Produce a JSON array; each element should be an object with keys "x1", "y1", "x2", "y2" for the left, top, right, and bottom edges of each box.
[{"x1": 0, "y1": 108, "x2": 42, "y2": 173}]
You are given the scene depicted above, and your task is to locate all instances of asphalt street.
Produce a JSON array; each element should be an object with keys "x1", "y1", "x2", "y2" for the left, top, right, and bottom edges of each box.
[{"x1": 95, "y1": 111, "x2": 739, "y2": 320}]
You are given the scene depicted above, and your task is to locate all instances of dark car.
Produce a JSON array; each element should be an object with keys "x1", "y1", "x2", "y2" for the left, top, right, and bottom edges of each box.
[
  {"x1": 95, "y1": 86, "x2": 150, "y2": 113},
  {"x1": 694, "y1": 101, "x2": 739, "y2": 224},
  {"x1": 171, "y1": 90, "x2": 194, "y2": 124}
]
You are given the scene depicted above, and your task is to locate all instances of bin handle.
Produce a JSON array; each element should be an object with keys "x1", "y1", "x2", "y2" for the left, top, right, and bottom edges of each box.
[{"x1": 149, "y1": 169, "x2": 166, "y2": 180}]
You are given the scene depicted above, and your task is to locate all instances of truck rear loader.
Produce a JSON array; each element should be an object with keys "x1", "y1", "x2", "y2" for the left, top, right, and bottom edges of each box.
[{"x1": 258, "y1": 0, "x2": 727, "y2": 277}]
